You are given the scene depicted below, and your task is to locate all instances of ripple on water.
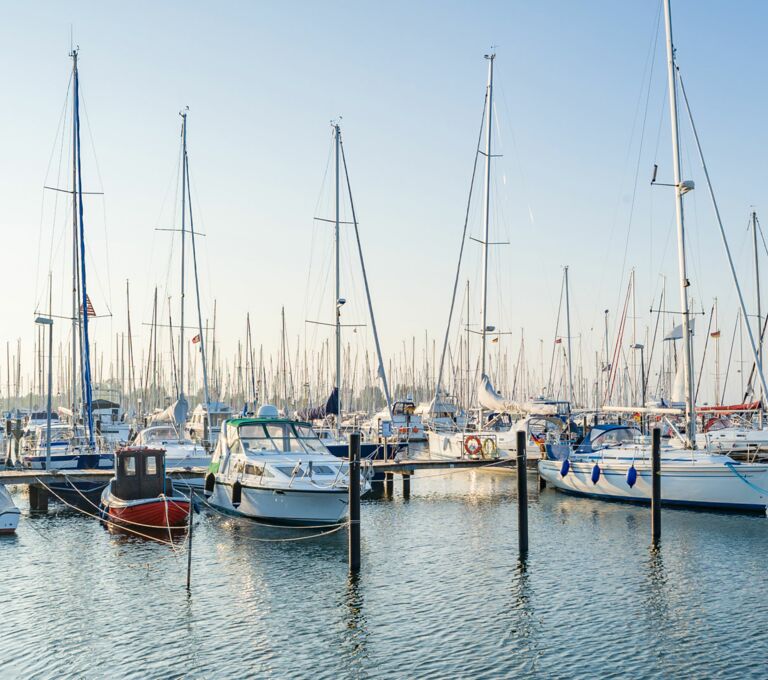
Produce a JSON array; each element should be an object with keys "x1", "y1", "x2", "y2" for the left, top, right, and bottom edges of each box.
[{"x1": 1, "y1": 472, "x2": 767, "y2": 679}]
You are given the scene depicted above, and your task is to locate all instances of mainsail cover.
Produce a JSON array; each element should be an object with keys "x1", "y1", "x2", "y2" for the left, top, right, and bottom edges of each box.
[
  {"x1": 476, "y1": 374, "x2": 558, "y2": 415},
  {"x1": 147, "y1": 397, "x2": 189, "y2": 427},
  {"x1": 298, "y1": 388, "x2": 339, "y2": 421}
]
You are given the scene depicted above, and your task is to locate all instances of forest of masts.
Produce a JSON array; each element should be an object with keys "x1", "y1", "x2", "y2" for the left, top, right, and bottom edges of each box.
[{"x1": 4, "y1": 266, "x2": 757, "y2": 419}]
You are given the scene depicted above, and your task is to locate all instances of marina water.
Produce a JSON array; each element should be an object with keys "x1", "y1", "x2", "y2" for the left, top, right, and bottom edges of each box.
[{"x1": 1, "y1": 465, "x2": 766, "y2": 679}]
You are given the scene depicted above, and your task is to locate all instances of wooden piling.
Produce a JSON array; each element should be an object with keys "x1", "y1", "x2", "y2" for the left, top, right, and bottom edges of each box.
[
  {"x1": 349, "y1": 432, "x2": 361, "y2": 573},
  {"x1": 29, "y1": 484, "x2": 49, "y2": 513},
  {"x1": 517, "y1": 432, "x2": 528, "y2": 559},
  {"x1": 516, "y1": 431, "x2": 528, "y2": 557},
  {"x1": 186, "y1": 495, "x2": 194, "y2": 592},
  {"x1": 384, "y1": 472, "x2": 394, "y2": 497},
  {"x1": 402, "y1": 473, "x2": 411, "y2": 499},
  {"x1": 651, "y1": 427, "x2": 661, "y2": 546}
]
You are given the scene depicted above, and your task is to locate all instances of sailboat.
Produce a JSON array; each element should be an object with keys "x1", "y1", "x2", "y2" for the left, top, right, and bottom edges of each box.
[
  {"x1": 131, "y1": 110, "x2": 212, "y2": 485},
  {"x1": 426, "y1": 53, "x2": 560, "y2": 461},
  {"x1": 300, "y1": 123, "x2": 398, "y2": 466},
  {"x1": 538, "y1": 0, "x2": 768, "y2": 512},
  {"x1": 21, "y1": 49, "x2": 114, "y2": 497}
]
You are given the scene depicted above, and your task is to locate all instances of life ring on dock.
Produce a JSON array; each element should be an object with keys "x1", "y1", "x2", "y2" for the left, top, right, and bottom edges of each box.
[
  {"x1": 464, "y1": 435, "x2": 482, "y2": 458},
  {"x1": 482, "y1": 438, "x2": 497, "y2": 457}
]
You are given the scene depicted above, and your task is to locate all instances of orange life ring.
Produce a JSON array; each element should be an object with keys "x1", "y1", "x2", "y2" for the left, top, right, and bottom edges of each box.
[{"x1": 464, "y1": 435, "x2": 482, "y2": 457}]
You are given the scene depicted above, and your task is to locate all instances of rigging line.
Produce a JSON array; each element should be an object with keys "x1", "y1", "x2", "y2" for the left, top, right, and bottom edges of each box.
[
  {"x1": 36, "y1": 73, "x2": 73, "y2": 312},
  {"x1": 613, "y1": 0, "x2": 663, "y2": 338},
  {"x1": 593, "y1": 0, "x2": 662, "y2": 338},
  {"x1": 78, "y1": 86, "x2": 113, "y2": 318},
  {"x1": 547, "y1": 273, "x2": 565, "y2": 396},
  {"x1": 434, "y1": 86, "x2": 488, "y2": 400}
]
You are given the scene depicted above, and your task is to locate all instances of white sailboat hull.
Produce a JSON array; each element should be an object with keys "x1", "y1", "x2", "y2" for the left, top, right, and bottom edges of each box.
[{"x1": 539, "y1": 457, "x2": 768, "y2": 512}]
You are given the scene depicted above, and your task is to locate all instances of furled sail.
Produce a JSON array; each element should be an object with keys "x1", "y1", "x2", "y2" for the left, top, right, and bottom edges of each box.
[
  {"x1": 477, "y1": 374, "x2": 558, "y2": 415},
  {"x1": 147, "y1": 396, "x2": 189, "y2": 427}
]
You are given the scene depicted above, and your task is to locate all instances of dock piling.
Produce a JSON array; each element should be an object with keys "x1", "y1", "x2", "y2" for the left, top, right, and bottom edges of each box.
[
  {"x1": 29, "y1": 484, "x2": 49, "y2": 513},
  {"x1": 384, "y1": 472, "x2": 394, "y2": 497},
  {"x1": 186, "y1": 495, "x2": 194, "y2": 592},
  {"x1": 516, "y1": 431, "x2": 529, "y2": 557},
  {"x1": 402, "y1": 472, "x2": 411, "y2": 499},
  {"x1": 651, "y1": 427, "x2": 661, "y2": 546},
  {"x1": 349, "y1": 432, "x2": 361, "y2": 573}
]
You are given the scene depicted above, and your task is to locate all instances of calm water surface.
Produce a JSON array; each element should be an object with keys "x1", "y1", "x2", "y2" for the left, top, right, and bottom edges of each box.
[{"x1": 1, "y1": 463, "x2": 767, "y2": 679}]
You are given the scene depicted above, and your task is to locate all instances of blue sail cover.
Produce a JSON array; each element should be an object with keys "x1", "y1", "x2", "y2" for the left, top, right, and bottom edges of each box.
[{"x1": 298, "y1": 388, "x2": 339, "y2": 421}]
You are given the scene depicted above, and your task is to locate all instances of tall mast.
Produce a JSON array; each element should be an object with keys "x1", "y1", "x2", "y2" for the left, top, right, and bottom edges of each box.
[
  {"x1": 71, "y1": 51, "x2": 79, "y2": 423},
  {"x1": 72, "y1": 47, "x2": 95, "y2": 446},
  {"x1": 752, "y1": 210, "x2": 762, "y2": 396},
  {"x1": 564, "y1": 265, "x2": 574, "y2": 405},
  {"x1": 179, "y1": 110, "x2": 188, "y2": 422},
  {"x1": 663, "y1": 0, "x2": 696, "y2": 448},
  {"x1": 334, "y1": 123, "x2": 342, "y2": 434},
  {"x1": 480, "y1": 52, "x2": 495, "y2": 378}
]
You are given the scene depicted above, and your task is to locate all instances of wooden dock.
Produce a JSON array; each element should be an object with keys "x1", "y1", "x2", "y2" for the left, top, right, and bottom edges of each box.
[{"x1": 0, "y1": 468, "x2": 206, "y2": 486}]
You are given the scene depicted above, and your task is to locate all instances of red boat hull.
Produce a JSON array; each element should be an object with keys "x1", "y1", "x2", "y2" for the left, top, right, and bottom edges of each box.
[{"x1": 107, "y1": 498, "x2": 190, "y2": 528}]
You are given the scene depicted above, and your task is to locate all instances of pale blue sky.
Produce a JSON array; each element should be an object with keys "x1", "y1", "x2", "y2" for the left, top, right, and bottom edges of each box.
[{"x1": 2, "y1": 1, "x2": 768, "y2": 402}]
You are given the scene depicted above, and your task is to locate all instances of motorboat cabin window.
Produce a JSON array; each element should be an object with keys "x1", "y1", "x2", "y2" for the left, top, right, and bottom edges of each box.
[
  {"x1": 244, "y1": 463, "x2": 263, "y2": 476},
  {"x1": 237, "y1": 425, "x2": 280, "y2": 452},
  {"x1": 294, "y1": 425, "x2": 328, "y2": 453},
  {"x1": 123, "y1": 455, "x2": 136, "y2": 476},
  {"x1": 265, "y1": 424, "x2": 305, "y2": 453},
  {"x1": 146, "y1": 456, "x2": 158, "y2": 475}
]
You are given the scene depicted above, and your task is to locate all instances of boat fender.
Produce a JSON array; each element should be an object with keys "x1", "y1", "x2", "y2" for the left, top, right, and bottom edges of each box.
[
  {"x1": 204, "y1": 473, "x2": 216, "y2": 497},
  {"x1": 560, "y1": 459, "x2": 570, "y2": 477},
  {"x1": 591, "y1": 463, "x2": 601, "y2": 484},
  {"x1": 232, "y1": 481, "x2": 242, "y2": 508},
  {"x1": 626, "y1": 465, "x2": 637, "y2": 488}
]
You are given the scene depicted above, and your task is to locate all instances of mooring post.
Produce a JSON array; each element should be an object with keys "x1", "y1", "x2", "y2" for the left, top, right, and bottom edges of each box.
[
  {"x1": 402, "y1": 472, "x2": 411, "y2": 499},
  {"x1": 29, "y1": 484, "x2": 49, "y2": 513},
  {"x1": 516, "y1": 431, "x2": 529, "y2": 557},
  {"x1": 186, "y1": 495, "x2": 194, "y2": 592},
  {"x1": 385, "y1": 472, "x2": 394, "y2": 497},
  {"x1": 651, "y1": 427, "x2": 661, "y2": 546},
  {"x1": 349, "y1": 432, "x2": 361, "y2": 573}
]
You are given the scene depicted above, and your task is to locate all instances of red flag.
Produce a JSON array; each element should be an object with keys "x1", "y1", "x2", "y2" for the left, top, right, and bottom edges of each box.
[
  {"x1": 191, "y1": 334, "x2": 201, "y2": 344},
  {"x1": 710, "y1": 330, "x2": 721, "y2": 338},
  {"x1": 80, "y1": 295, "x2": 96, "y2": 318},
  {"x1": 554, "y1": 338, "x2": 562, "y2": 344}
]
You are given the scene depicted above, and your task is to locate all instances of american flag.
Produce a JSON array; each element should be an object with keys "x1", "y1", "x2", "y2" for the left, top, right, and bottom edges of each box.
[{"x1": 80, "y1": 295, "x2": 96, "y2": 318}]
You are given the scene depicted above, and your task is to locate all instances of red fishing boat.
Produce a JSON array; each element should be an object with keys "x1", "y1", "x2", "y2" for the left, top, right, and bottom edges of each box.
[{"x1": 100, "y1": 447, "x2": 190, "y2": 530}]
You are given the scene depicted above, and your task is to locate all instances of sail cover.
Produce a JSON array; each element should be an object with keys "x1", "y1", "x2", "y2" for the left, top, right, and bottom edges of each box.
[
  {"x1": 477, "y1": 374, "x2": 558, "y2": 415},
  {"x1": 147, "y1": 397, "x2": 189, "y2": 427},
  {"x1": 298, "y1": 388, "x2": 339, "y2": 421}
]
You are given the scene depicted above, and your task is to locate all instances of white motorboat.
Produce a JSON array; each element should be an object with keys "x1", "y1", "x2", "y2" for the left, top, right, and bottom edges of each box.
[
  {"x1": 205, "y1": 405, "x2": 369, "y2": 525},
  {"x1": 0, "y1": 485, "x2": 20, "y2": 534},
  {"x1": 539, "y1": 424, "x2": 768, "y2": 513}
]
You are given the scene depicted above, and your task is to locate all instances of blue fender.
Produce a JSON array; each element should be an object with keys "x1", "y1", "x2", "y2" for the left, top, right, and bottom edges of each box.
[
  {"x1": 626, "y1": 464, "x2": 638, "y2": 488},
  {"x1": 560, "y1": 459, "x2": 570, "y2": 477},
  {"x1": 591, "y1": 463, "x2": 601, "y2": 484}
]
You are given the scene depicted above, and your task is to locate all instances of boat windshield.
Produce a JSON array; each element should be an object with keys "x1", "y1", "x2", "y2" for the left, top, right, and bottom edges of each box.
[
  {"x1": 590, "y1": 427, "x2": 640, "y2": 448},
  {"x1": 136, "y1": 426, "x2": 178, "y2": 444},
  {"x1": 237, "y1": 422, "x2": 329, "y2": 454}
]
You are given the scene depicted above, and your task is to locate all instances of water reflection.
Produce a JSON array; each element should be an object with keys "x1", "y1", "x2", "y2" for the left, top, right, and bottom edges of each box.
[{"x1": 340, "y1": 572, "x2": 369, "y2": 675}]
